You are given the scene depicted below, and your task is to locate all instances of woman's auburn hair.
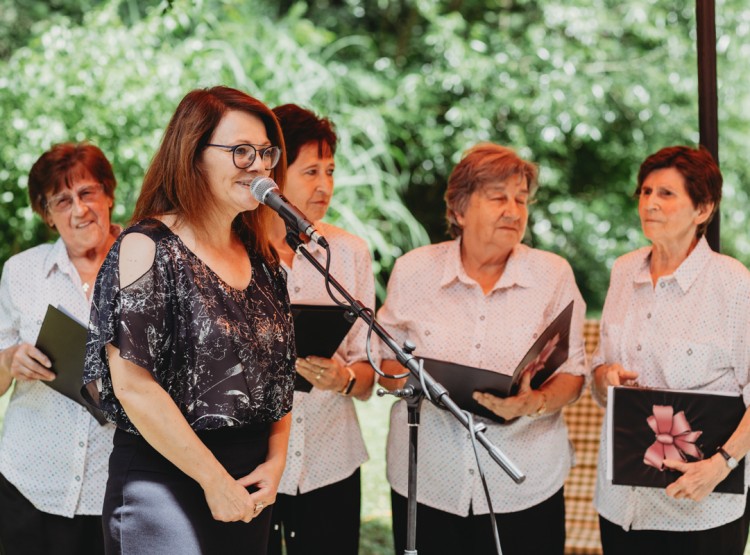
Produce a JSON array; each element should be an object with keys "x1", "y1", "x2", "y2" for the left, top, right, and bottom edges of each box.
[
  {"x1": 132, "y1": 86, "x2": 287, "y2": 265},
  {"x1": 28, "y1": 142, "x2": 117, "y2": 217},
  {"x1": 272, "y1": 103, "x2": 337, "y2": 167}
]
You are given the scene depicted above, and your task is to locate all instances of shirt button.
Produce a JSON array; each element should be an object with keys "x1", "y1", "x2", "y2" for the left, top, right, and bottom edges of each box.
[
  {"x1": 469, "y1": 469, "x2": 475, "y2": 475},
  {"x1": 75, "y1": 475, "x2": 81, "y2": 482},
  {"x1": 636, "y1": 344, "x2": 642, "y2": 351},
  {"x1": 37, "y1": 319, "x2": 42, "y2": 325},
  {"x1": 687, "y1": 348, "x2": 693, "y2": 356},
  {"x1": 296, "y1": 417, "x2": 302, "y2": 423},
  {"x1": 425, "y1": 330, "x2": 431, "y2": 336},
  {"x1": 647, "y1": 313, "x2": 651, "y2": 319},
  {"x1": 79, "y1": 441, "x2": 85, "y2": 447},
  {"x1": 475, "y1": 343, "x2": 481, "y2": 349},
  {"x1": 533, "y1": 333, "x2": 538, "y2": 339},
  {"x1": 479, "y1": 315, "x2": 486, "y2": 321},
  {"x1": 295, "y1": 451, "x2": 301, "y2": 457},
  {"x1": 660, "y1": 282, "x2": 666, "y2": 288},
  {"x1": 294, "y1": 287, "x2": 300, "y2": 293}
]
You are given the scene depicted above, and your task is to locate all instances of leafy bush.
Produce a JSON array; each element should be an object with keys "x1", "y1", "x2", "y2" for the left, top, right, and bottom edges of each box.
[
  {"x1": 285, "y1": 0, "x2": 750, "y2": 310},
  {"x1": 0, "y1": 0, "x2": 428, "y2": 299}
]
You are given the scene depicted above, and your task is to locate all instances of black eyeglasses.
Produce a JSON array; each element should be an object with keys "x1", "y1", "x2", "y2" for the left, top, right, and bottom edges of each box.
[{"x1": 205, "y1": 143, "x2": 281, "y2": 170}]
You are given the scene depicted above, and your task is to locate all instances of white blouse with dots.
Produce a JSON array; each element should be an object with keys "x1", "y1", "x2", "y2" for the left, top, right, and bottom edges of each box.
[
  {"x1": 277, "y1": 222, "x2": 376, "y2": 495},
  {"x1": 377, "y1": 239, "x2": 587, "y2": 515},
  {"x1": 593, "y1": 236, "x2": 750, "y2": 531},
  {"x1": 0, "y1": 239, "x2": 114, "y2": 517}
]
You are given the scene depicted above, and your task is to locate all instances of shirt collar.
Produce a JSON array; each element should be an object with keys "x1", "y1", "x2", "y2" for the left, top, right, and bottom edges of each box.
[
  {"x1": 634, "y1": 235, "x2": 712, "y2": 293},
  {"x1": 439, "y1": 238, "x2": 534, "y2": 292},
  {"x1": 41, "y1": 224, "x2": 122, "y2": 280},
  {"x1": 42, "y1": 237, "x2": 74, "y2": 279}
]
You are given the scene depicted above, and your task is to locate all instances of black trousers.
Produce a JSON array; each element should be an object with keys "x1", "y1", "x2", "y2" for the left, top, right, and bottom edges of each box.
[
  {"x1": 599, "y1": 495, "x2": 750, "y2": 555},
  {"x1": 0, "y1": 471, "x2": 104, "y2": 555},
  {"x1": 391, "y1": 487, "x2": 565, "y2": 555},
  {"x1": 104, "y1": 426, "x2": 272, "y2": 555},
  {"x1": 267, "y1": 468, "x2": 361, "y2": 555}
]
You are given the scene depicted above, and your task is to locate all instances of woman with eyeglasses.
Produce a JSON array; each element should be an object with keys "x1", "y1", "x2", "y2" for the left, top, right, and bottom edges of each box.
[
  {"x1": 0, "y1": 142, "x2": 119, "y2": 554},
  {"x1": 82, "y1": 86, "x2": 296, "y2": 554}
]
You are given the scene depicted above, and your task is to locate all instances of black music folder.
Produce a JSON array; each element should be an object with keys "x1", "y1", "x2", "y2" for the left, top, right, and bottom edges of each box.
[
  {"x1": 406, "y1": 300, "x2": 574, "y2": 424},
  {"x1": 607, "y1": 386, "x2": 745, "y2": 494},
  {"x1": 291, "y1": 304, "x2": 356, "y2": 392},
  {"x1": 35, "y1": 304, "x2": 108, "y2": 425}
]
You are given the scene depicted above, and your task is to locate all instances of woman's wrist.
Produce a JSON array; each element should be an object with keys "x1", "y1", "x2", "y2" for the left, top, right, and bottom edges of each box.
[{"x1": 592, "y1": 365, "x2": 608, "y2": 403}]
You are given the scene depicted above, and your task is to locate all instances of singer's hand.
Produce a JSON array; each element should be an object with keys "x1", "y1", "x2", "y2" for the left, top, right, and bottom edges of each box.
[
  {"x1": 201, "y1": 471, "x2": 259, "y2": 523},
  {"x1": 472, "y1": 370, "x2": 544, "y2": 420},
  {"x1": 296, "y1": 356, "x2": 348, "y2": 392}
]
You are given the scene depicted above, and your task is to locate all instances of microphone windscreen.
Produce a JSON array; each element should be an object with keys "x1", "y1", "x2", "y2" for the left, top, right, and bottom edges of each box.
[{"x1": 250, "y1": 176, "x2": 278, "y2": 203}]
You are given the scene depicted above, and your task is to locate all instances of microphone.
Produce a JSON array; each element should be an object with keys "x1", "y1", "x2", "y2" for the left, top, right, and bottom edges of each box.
[{"x1": 250, "y1": 176, "x2": 328, "y2": 248}]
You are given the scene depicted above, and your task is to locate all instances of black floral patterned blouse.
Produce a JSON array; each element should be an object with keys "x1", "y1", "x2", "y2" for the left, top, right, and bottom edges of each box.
[{"x1": 83, "y1": 219, "x2": 295, "y2": 434}]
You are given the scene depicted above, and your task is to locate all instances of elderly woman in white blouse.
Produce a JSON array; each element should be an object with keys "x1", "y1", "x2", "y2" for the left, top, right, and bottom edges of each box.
[
  {"x1": 266, "y1": 104, "x2": 376, "y2": 555},
  {"x1": 0, "y1": 143, "x2": 118, "y2": 554},
  {"x1": 378, "y1": 143, "x2": 587, "y2": 555},
  {"x1": 591, "y1": 146, "x2": 750, "y2": 555}
]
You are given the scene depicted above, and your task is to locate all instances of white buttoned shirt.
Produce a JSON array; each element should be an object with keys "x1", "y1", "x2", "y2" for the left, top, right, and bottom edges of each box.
[
  {"x1": 277, "y1": 222, "x2": 376, "y2": 495},
  {"x1": 0, "y1": 239, "x2": 115, "y2": 517},
  {"x1": 377, "y1": 239, "x2": 587, "y2": 515},
  {"x1": 593, "y1": 237, "x2": 750, "y2": 531}
]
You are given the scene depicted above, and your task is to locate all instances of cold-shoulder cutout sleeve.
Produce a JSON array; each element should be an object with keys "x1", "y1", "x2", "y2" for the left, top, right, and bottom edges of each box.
[
  {"x1": 118, "y1": 232, "x2": 157, "y2": 289},
  {"x1": 82, "y1": 224, "x2": 175, "y2": 423},
  {"x1": 83, "y1": 218, "x2": 295, "y2": 433}
]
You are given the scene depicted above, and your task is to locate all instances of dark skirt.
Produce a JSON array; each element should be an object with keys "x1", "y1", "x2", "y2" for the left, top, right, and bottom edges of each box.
[{"x1": 104, "y1": 425, "x2": 271, "y2": 555}]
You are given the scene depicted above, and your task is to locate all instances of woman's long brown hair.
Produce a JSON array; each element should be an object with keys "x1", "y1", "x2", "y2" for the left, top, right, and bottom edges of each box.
[{"x1": 132, "y1": 86, "x2": 286, "y2": 264}]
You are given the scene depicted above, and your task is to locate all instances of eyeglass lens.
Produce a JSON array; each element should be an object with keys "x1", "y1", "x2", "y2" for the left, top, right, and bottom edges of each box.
[
  {"x1": 47, "y1": 184, "x2": 104, "y2": 213},
  {"x1": 233, "y1": 145, "x2": 281, "y2": 170}
]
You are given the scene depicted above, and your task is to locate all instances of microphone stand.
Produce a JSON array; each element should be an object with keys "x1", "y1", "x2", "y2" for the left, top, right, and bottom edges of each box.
[{"x1": 285, "y1": 232, "x2": 525, "y2": 554}]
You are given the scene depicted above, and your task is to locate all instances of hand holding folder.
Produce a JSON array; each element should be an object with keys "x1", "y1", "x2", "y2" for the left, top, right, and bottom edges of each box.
[
  {"x1": 34, "y1": 305, "x2": 108, "y2": 425},
  {"x1": 406, "y1": 300, "x2": 574, "y2": 424},
  {"x1": 606, "y1": 386, "x2": 745, "y2": 494},
  {"x1": 290, "y1": 304, "x2": 356, "y2": 392}
]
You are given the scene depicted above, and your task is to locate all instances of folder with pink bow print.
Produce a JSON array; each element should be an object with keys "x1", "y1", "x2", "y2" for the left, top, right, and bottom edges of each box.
[{"x1": 606, "y1": 386, "x2": 745, "y2": 494}]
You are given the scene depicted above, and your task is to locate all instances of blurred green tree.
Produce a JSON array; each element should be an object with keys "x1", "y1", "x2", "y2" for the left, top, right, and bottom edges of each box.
[
  {"x1": 0, "y1": 0, "x2": 428, "y2": 300},
  {"x1": 277, "y1": 0, "x2": 750, "y2": 310}
]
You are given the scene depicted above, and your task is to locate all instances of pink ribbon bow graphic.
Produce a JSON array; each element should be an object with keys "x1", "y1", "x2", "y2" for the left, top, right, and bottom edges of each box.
[{"x1": 643, "y1": 405, "x2": 704, "y2": 471}]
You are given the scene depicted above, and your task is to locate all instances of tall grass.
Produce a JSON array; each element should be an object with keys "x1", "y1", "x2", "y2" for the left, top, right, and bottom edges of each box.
[{"x1": 356, "y1": 394, "x2": 395, "y2": 554}]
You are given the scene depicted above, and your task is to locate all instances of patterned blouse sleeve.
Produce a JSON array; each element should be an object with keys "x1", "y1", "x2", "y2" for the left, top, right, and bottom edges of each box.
[{"x1": 83, "y1": 235, "x2": 174, "y2": 410}]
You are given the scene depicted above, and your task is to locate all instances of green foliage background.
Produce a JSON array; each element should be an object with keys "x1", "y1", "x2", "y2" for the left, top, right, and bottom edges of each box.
[{"x1": 1, "y1": 0, "x2": 749, "y2": 311}]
